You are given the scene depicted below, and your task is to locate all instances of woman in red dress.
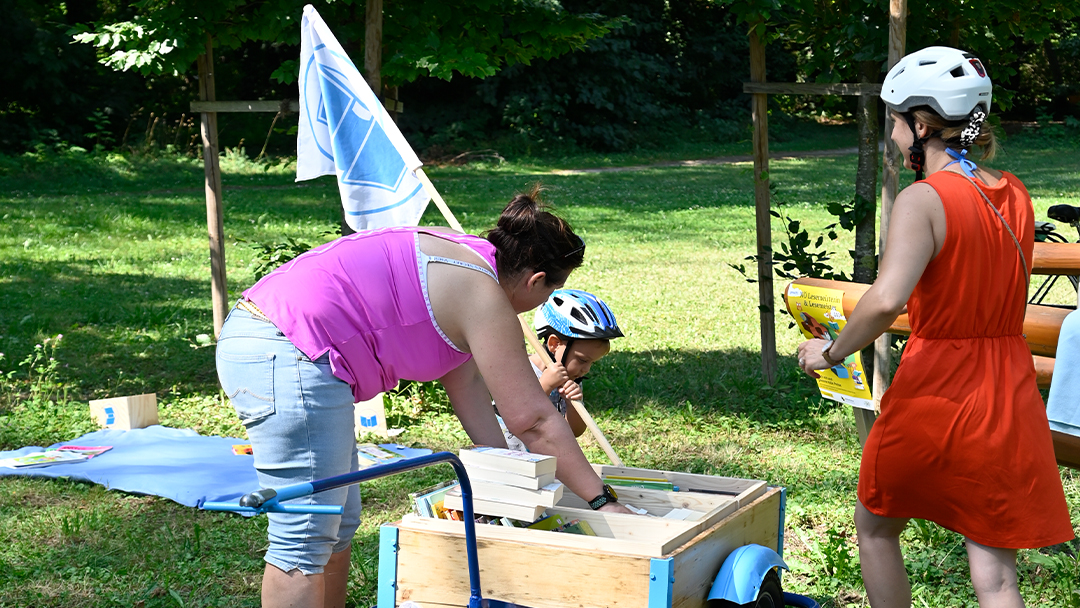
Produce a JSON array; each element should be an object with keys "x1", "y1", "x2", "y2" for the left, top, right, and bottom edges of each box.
[{"x1": 797, "y1": 46, "x2": 1073, "y2": 607}]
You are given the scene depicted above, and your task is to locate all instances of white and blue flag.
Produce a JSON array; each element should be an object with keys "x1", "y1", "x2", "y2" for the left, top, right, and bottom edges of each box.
[{"x1": 297, "y1": 5, "x2": 429, "y2": 230}]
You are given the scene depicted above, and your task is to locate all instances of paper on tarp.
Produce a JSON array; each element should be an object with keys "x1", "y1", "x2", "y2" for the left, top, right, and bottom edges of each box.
[{"x1": 297, "y1": 4, "x2": 429, "y2": 231}]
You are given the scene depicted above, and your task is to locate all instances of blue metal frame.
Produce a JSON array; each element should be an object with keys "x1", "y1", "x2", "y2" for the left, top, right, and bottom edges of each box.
[
  {"x1": 778, "y1": 486, "x2": 787, "y2": 560},
  {"x1": 378, "y1": 525, "x2": 399, "y2": 608},
  {"x1": 203, "y1": 452, "x2": 486, "y2": 608},
  {"x1": 648, "y1": 557, "x2": 675, "y2": 608}
]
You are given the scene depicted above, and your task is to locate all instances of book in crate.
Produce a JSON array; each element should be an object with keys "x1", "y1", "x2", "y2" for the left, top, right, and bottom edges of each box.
[
  {"x1": 465, "y1": 466, "x2": 556, "y2": 490},
  {"x1": 409, "y1": 480, "x2": 460, "y2": 519},
  {"x1": 457, "y1": 447, "x2": 556, "y2": 478},
  {"x1": 472, "y1": 479, "x2": 564, "y2": 508},
  {"x1": 442, "y1": 488, "x2": 546, "y2": 522}
]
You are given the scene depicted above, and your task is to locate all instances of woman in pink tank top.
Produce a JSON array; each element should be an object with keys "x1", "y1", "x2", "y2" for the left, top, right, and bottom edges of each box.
[{"x1": 216, "y1": 187, "x2": 633, "y2": 608}]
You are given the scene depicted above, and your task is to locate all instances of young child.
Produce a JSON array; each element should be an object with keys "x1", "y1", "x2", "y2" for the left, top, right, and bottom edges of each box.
[{"x1": 502, "y1": 289, "x2": 623, "y2": 451}]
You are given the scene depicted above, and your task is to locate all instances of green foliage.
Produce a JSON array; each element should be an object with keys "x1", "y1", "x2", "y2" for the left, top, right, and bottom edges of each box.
[
  {"x1": 1026, "y1": 546, "x2": 1080, "y2": 607},
  {"x1": 71, "y1": 0, "x2": 618, "y2": 84},
  {"x1": 814, "y1": 527, "x2": 860, "y2": 590},
  {"x1": 403, "y1": 0, "x2": 794, "y2": 152},
  {"x1": 383, "y1": 0, "x2": 621, "y2": 82},
  {"x1": 770, "y1": 197, "x2": 850, "y2": 281},
  {"x1": 239, "y1": 234, "x2": 320, "y2": 281},
  {"x1": 0, "y1": 336, "x2": 99, "y2": 449}
]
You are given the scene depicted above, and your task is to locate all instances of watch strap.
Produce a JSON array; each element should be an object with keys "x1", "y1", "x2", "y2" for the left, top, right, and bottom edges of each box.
[
  {"x1": 822, "y1": 342, "x2": 842, "y2": 367},
  {"x1": 588, "y1": 484, "x2": 619, "y2": 510}
]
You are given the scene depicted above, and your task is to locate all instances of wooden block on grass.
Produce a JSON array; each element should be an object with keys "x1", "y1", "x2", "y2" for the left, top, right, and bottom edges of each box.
[
  {"x1": 354, "y1": 393, "x2": 388, "y2": 438},
  {"x1": 89, "y1": 393, "x2": 159, "y2": 430}
]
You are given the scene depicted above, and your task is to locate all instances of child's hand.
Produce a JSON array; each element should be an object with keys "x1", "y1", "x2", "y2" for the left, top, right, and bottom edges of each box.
[
  {"x1": 558, "y1": 379, "x2": 583, "y2": 402},
  {"x1": 539, "y1": 362, "x2": 571, "y2": 394}
]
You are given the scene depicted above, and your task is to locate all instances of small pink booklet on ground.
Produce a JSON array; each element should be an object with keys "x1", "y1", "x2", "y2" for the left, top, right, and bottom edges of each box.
[{"x1": 56, "y1": 445, "x2": 114, "y2": 458}]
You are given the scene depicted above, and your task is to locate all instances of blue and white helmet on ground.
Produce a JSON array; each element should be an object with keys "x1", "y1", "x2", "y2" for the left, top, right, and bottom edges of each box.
[{"x1": 534, "y1": 289, "x2": 624, "y2": 340}]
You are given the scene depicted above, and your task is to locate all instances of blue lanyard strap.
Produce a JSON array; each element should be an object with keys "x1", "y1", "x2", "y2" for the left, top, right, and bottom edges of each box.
[{"x1": 945, "y1": 147, "x2": 977, "y2": 178}]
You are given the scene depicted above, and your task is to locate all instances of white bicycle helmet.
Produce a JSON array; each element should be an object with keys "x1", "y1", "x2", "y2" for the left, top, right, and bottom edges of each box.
[
  {"x1": 881, "y1": 46, "x2": 992, "y2": 179},
  {"x1": 534, "y1": 289, "x2": 623, "y2": 341},
  {"x1": 881, "y1": 46, "x2": 992, "y2": 119}
]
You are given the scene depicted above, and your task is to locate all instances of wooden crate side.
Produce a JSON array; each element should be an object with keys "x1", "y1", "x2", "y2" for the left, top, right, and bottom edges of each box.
[
  {"x1": 395, "y1": 526, "x2": 653, "y2": 608},
  {"x1": 398, "y1": 515, "x2": 666, "y2": 556},
  {"x1": 733, "y1": 481, "x2": 769, "y2": 508},
  {"x1": 546, "y1": 506, "x2": 706, "y2": 555},
  {"x1": 561, "y1": 486, "x2": 733, "y2": 514},
  {"x1": 544, "y1": 507, "x2": 698, "y2": 550},
  {"x1": 559, "y1": 487, "x2": 741, "y2": 550},
  {"x1": 668, "y1": 488, "x2": 783, "y2": 608},
  {"x1": 591, "y1": 464, "x2": 765, "y2": 496}
]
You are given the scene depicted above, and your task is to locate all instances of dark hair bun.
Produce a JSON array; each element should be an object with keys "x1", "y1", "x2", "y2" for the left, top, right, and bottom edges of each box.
[{"x1": 485, "y1": 184, "x2": 584, "y2": 285}]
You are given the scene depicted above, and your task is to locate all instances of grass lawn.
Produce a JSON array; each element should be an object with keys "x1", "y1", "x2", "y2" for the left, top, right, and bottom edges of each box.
[{"x1": 0, "y1": 123, "x2": 1078, "y2": 607}]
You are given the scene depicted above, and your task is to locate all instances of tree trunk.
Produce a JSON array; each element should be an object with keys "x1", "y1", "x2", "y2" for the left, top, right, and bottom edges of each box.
[
  {"x1": 855, "y1": 60, "x2": 880, "y2": 388},
  {"x1": 854, "y1": 61, "x2": 879, "y2": 286}
]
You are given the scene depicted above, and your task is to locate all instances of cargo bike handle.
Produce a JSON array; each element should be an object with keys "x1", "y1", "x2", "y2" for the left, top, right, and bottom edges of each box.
[{"x1": 202, "y1": 451, "x2": 517, "y2": 608}]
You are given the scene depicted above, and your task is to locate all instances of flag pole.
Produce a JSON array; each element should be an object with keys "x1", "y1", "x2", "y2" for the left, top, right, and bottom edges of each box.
[
  {"x1": 518, "y1": 315, "x2": 625, "y2": 466},
  {"x1": 417, "y1": 168, "x2": 464, "y2": 232}
]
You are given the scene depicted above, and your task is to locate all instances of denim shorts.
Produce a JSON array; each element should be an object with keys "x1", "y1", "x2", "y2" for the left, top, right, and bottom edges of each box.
[{"x1": 215, "y1": 304, "x2": 362, "y2": 574}]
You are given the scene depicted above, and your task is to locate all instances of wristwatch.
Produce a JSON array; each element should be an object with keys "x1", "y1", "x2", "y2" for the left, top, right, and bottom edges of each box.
[
  {"x1": 588, "y1": 484, "x2": 619, "y2": 510},
  {"x1": 821, "y1": 340, "x2": 842, "y2": 367}
]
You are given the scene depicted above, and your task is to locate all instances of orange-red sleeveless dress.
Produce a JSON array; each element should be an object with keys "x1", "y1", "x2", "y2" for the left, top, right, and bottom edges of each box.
[{"x1": 857, "y1": 170, "x2": 1074, "y2": 549}]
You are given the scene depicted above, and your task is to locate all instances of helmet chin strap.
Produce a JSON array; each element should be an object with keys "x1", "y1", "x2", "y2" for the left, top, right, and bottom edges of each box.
[{"x1": 903, "y1": 113, "x2": 930, "y2": 181}]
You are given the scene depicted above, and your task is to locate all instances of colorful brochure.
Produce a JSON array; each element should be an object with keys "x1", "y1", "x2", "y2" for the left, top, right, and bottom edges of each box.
[{"x1": 784, "y1": 283, "x2": 874, "y2": 410}]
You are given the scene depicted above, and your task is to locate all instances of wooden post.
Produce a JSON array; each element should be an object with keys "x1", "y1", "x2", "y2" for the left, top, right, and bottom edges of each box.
[
  {"x1": 364, "y1": 0, "x2": 383, "y2": 96},
  {"x1": 198, "y1": 34, "x2": 229, "y2": 337},
  {"x1": 872, "y1": 0, "x2": 906, "y2": 421},
  {"x1": 749, "y1": 24, "x2": 777, "y2": 385},
  {"x1": 853, "y1": 61, "x2": 881, "y2": 442},
  {"x1": 337, "y1": 0, "x2": 384, "y2": 238}
]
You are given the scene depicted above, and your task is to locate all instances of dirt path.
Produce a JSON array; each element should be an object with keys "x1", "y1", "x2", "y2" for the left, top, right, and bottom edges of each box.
[
  {"x1": 547, "y1": 146, "x2": 860, "y2": 175},
  {"x1": 100, "y1": 146, "x2": 863, "y2": 197}
]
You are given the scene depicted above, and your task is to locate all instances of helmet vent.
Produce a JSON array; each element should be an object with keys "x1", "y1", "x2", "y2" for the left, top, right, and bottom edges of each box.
[
  {"x1": 570, "y1": 309, "x2": 588, "y2": 324},
  {"x1": 950, "y1": 66, "x2": 965, "y2": 78},
  {"x1": 919, "y1": 59, "x2": 937, "y2": 65}
]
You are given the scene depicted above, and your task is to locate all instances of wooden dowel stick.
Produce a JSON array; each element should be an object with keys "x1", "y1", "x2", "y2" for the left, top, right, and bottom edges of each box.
[
  {"x1": 415, "y1": 169, "x2": 619, "y2": 463},
  {"x1": 417, "y1": 168, "x2": 464, "y2": 232},
  {"x1": 518, "y1": 315, "x2": 625, "y2": 466}
]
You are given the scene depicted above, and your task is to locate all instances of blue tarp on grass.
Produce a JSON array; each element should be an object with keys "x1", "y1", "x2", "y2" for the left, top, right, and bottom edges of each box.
[{"x1": 0, "y1": 425, "x2": 431, "y2": 511}]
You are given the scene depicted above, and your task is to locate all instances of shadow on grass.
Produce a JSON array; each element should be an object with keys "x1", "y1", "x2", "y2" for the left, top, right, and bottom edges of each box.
[
  {"x1": 0, "y1": 476, "x2": 266, "y2": 608},
  {"x1": 591, "y1": 346, "x2": 830, "y2": 429},
  {"x1": 0, "y1": 259, "x2": 220, "y2": 399}
]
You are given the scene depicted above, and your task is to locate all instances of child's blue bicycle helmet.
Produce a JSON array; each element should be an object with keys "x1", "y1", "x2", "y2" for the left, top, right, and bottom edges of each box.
[{"x1": 534, "y1": 289, "x2": 624, "y2": 341}]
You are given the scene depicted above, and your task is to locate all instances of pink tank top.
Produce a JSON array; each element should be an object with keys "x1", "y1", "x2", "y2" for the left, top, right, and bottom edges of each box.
[{"x1": 243, "y1": 227, "x2": 500, "y2": 402}]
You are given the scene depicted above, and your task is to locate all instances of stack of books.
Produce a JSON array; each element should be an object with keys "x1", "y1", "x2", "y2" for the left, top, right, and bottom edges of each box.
[{"x1": 443, "y1": 447, "x2": 562, "y2": 522}]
